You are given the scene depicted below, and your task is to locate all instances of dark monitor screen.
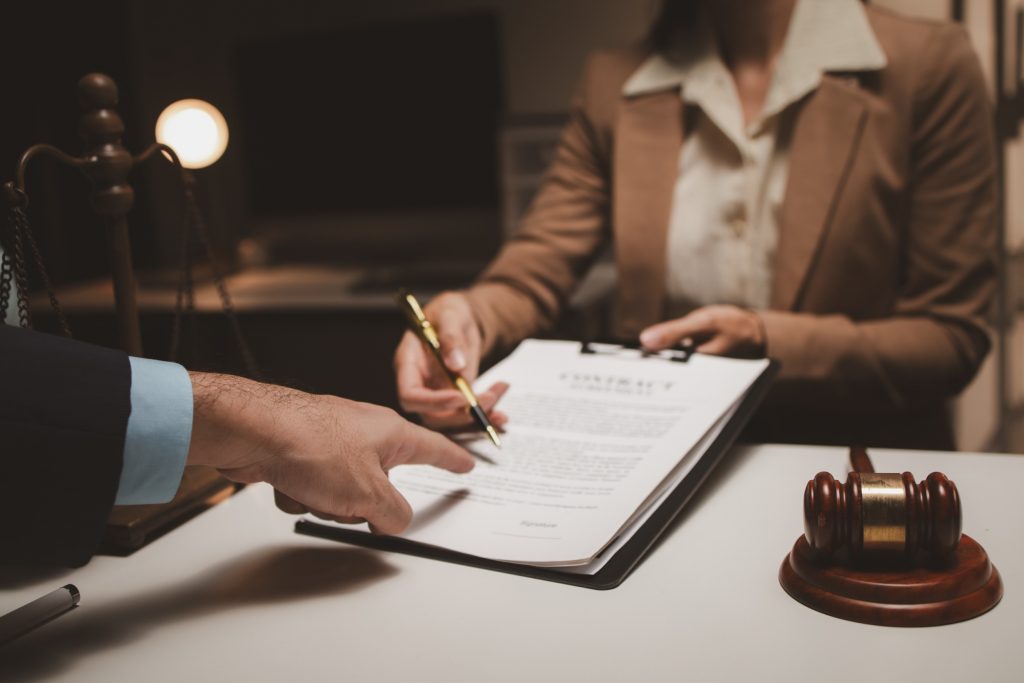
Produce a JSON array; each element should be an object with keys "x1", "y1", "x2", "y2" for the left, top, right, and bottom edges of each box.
[{"x1": 235, "y1": 12, "x2": 503, "y2": 218}]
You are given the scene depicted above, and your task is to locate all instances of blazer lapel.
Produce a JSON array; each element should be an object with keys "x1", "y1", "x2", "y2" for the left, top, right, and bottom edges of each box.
[
  {"x1": 613, "y1": 90, "x2": 683, "y2": 336},
  {"x1": 772, "y1": 76, "x2": 869, "y2": 310}
]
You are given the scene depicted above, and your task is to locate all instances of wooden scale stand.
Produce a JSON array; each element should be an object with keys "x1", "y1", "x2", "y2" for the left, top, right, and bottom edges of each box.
[
  {"x1": 2, "y1": 74, "x2": 255, "y2": 553},
  {"x1": 779, "y1": 447, "x2": 1003, "y2": 627}
]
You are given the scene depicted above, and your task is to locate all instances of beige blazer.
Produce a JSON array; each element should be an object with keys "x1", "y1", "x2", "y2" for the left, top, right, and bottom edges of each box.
[{"x1": 464, "y1": 7, "x2": 997, "y2": 449}]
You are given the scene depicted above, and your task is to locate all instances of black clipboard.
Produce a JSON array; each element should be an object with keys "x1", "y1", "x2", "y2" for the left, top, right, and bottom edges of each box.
[{"x1": 296, "y1": 353, "x2": 779, "y2": 590}]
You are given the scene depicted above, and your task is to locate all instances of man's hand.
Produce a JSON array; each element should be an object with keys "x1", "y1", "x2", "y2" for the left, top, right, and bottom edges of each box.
[
  {"x1": 639, "y1": 305, "x2": 767, "y2": 358},
  {"x1": 185, "y1": 373, "x2": 475, "y2": 535},
  {"x1": 393, "y1": 291, "x2": 509, "y2": 430}
]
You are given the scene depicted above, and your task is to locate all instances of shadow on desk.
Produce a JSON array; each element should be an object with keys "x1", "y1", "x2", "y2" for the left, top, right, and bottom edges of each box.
[
  {"x1": 0, "y1": 565, "x2": 74, "y2": 591},
  {"x1": 640, "y1": 442, "x2": 755, "y2": 566},
  {"x1": 1, "y1": 545, "x2": 396, "y2": 680}
]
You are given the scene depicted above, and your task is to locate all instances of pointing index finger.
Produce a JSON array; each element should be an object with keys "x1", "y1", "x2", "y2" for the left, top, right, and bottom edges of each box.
[{"x1": 393, "y1": 421, "x2": 477, "y2": 474}]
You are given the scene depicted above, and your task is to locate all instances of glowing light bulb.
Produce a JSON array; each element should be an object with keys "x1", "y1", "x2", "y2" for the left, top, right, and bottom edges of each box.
[{"x1": 155, "y1": 99, "x2": 229, "y2": 169}]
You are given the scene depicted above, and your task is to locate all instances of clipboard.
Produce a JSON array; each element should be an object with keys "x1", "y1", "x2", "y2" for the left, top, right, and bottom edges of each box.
[{"x1": 296, "y1": 349, "x2": 779, "y2": 590}]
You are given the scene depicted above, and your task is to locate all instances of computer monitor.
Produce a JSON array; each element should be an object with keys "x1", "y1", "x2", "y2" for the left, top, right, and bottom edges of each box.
[{"x1": 235, "y1": 12, "x2": 503, "y2": 265}]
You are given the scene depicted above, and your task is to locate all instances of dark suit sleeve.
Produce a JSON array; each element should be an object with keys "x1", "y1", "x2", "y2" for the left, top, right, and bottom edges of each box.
[{"x1": 0, "y1": 324, "x2": 130, "y2": 566}]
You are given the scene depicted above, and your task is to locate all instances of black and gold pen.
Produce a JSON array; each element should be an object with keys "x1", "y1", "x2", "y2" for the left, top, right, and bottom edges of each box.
[{"x1": 397, "y1": 290, "x2": 502, "y2": 448}]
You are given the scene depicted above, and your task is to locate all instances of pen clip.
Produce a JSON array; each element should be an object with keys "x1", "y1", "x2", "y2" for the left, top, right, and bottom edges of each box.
[
  {"x1": 397, "y1": 290, "x2": 442, "y2": 349},
  {"x1": 397, "y1": 289, "x2": 426, "y2": 327}
]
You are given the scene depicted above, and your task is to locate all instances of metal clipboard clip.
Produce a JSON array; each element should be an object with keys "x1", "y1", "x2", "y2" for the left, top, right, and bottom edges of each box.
[{"x1": 579, "y1": 340, "x2": 695, "y2": 363}]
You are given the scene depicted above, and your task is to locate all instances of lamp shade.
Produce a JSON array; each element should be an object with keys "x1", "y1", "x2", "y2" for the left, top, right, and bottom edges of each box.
[{"x1": 155, "y1": 99, "x2": 229, "y2": 169}]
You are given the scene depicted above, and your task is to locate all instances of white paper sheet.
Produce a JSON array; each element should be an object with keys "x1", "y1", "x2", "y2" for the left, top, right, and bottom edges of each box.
[{"x1": 312, "y1": 340, "x2": 769, "y2": 567}]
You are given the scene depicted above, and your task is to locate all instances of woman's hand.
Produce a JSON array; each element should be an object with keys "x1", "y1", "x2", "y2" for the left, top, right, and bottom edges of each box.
[
  {"x1": 639, "y1": 305, "x2": 767, "y2": 358},
  {"x1": 393, "y1": 292, "x2": 509, "y2": 430}
]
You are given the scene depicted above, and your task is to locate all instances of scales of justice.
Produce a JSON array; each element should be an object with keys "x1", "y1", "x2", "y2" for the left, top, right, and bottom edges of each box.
[{"x1": 2, "y1": 73, "x2": 256, "y2": 551}]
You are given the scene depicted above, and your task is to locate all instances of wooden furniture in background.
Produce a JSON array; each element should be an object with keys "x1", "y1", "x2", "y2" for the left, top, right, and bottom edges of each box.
[
  {"x1": 4, "y1": 73, "x2": 235, "y2": 554},
  {"x1": 101, "y1": 469, "x2": 235, "y2": 554},
  {"x1": 6, "y1": 74, "x2": 148, "y2": 353}
]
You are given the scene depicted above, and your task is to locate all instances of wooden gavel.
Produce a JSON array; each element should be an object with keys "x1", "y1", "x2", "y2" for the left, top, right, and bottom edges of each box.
[{"x1": 803, "y1": 447, "x2": 962, "y2": 560}]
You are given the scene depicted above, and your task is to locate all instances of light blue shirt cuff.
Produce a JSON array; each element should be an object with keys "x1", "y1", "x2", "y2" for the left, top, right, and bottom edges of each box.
[{"x1": 116, "y1": 357, "x2": 194, "y2": 505}]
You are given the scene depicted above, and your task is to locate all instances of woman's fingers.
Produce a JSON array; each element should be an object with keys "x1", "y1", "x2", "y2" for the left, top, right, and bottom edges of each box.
[
  {"x1": 400, "y1": 387, "x2": 470, "y2": 414},
  {"x1": 640, "y1": 309, "x2": 717, "y2": 351},
  {"x1": 398, "y1": 380, "x2": 508, "y2": 416},
  {"x1": 433, "y1": 297, "x2": 481, "y2": 376},
  {"x1": 394, "y1": 332, "x2": 430, "y2": 395},
  {"x1": 419, "y1": 382, "x2": 511, "y2": 431},
  {"x1": 477, "y1": 382, "x2": 510, "y2": 411},
  {"x1": 395, "y1": 332, "x2": 469, "y2": 412},
  {"x1": 695, "y1": 336, "x2": 732, "y2": 356},
  {"x1": 639, "y1": 306, "x2": 766, "y2": 357},
  {"x1": 420, "y1": 406, "x2": 504, "y2": 431},
  {"x1": 395, "y1": 293, "x2": 487, "y2": 418}
]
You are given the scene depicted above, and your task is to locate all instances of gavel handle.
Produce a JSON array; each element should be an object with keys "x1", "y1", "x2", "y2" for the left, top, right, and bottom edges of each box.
[{"x1": 849, "y1": 445, "x2": 875, "y2": 474}]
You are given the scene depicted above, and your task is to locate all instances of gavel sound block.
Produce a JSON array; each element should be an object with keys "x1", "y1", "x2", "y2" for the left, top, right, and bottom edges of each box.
[{"x1": 778, "y1": 449, "x2": 1002, "y2": 627}]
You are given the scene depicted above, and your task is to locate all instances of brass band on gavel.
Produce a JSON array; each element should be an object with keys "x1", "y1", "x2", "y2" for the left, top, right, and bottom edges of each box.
[
  {"x1": 803, "y1": 471, "x2": 962, "y2": 561},
  {"x1": 859, "y1": 473, "x2": 911, "y2": 552}
]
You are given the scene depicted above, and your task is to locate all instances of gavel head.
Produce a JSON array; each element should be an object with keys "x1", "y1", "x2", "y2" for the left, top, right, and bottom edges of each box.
[{"x1": 804, "y1": 471, "x2": 961, "y2": 562}]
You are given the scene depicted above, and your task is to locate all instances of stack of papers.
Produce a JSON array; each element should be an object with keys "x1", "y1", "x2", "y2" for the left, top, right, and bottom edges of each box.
[{"x1": 304, "y1": 340, "x2": 773, "y2": 578}]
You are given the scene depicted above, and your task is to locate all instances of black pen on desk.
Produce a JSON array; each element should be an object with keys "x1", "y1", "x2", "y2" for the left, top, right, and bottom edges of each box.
[
  {"x1": 397, "y1": 290, "x2": 502, "y2": 448},
  {"x1": 0, "y1": 584, "x2": 80, "y2": 646}
]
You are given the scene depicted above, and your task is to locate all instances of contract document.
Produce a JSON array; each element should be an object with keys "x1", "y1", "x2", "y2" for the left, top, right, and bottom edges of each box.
[{"x1": 299, "y1": 340, "x2": 776, "y2": 584}]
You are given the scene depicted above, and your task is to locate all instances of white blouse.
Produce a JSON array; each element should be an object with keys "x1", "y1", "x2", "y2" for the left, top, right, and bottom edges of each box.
[{"x1": 621, "y1": 0, "x2": 886, "y2": 317}]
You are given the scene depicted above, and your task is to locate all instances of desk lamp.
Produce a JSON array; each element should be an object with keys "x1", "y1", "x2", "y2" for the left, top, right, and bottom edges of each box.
[
  {"x1": 155, "y1": 99, "x2": 229, "y2": 170},
  {"x1": 153, "y1": 98, "x2": 258, "y2": 376}
]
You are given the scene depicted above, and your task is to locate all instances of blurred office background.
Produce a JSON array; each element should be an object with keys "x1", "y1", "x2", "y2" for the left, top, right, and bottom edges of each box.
[{"x1": 1, "y1": 0, "x2": 1022, "y2": 451}]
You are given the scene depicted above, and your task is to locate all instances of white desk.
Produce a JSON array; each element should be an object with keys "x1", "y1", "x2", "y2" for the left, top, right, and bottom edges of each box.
[{"x1": 2, "y1": 444, "x2": 1022, "y2": 682}]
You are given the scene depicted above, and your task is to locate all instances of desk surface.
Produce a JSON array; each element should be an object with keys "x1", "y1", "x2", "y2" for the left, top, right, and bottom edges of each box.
[
  {"x1": 35, "y1": 262, "x2": 617, "y2": 314},
  {"x1": 2, "y1": 444, "x2": 1022, "y2": 682}
]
